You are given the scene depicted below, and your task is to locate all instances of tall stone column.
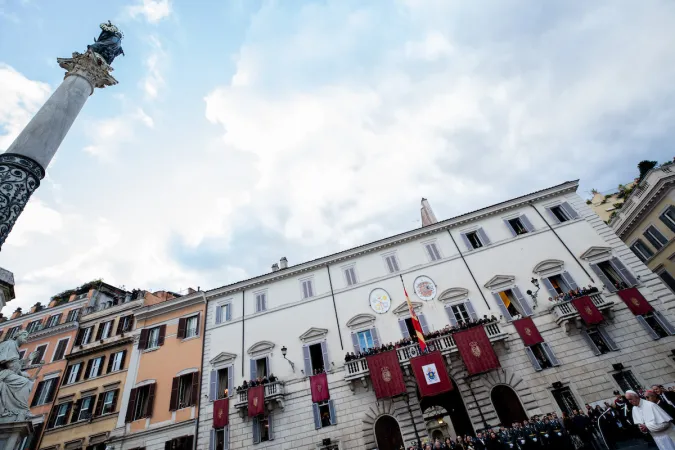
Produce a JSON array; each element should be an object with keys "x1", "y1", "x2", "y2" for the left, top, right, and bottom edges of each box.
[{"x1": 0, "y1": 22, "x2": 123, "y2": 249}]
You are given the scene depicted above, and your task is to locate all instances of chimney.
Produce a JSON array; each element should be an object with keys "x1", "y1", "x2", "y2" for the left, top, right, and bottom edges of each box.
[
  {"x1": 10, "y1": 308, "x2": 22, "y2": 320},
  {"x1": 420, "y1": 198, "x2": 438, "y2": 227},
  {"x1": 272, "y1": 263, "x2": 279, "y2": 272},
  {"x1": 29, "y1": 303, "x2": 42, "y2": 314},
  {"x1": 279, "y1": 257, "x2": 288, "y2": 270}
]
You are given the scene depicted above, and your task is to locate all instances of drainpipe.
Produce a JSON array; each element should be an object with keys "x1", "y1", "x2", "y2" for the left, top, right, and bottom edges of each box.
[
  {"x1": 446, "y1": 229, "x2": 491, "y2": 310},
  {"x1": 193, "y1": 290, "x2": 208, "y2": 450},
  {"x1": 325, "y1": 265, "x2": 344, "y2": 350}
]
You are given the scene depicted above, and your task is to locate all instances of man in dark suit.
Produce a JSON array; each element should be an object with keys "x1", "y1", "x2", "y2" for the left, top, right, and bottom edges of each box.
[
  {"x1": 653, "y1": 385, "x2": 675, "y2": 408},
  {"x1": 648, "y1": 389, "x2": 675, "y2": 420}
]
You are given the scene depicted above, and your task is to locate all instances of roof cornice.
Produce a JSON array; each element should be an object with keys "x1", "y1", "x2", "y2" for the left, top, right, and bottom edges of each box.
[
  {"x1": 206, "y1": 180, "x2": 579, "y2": 299},
  {"x1": 134, "y1": 292, "x2": 205, "y2": 320},
  {"x1": 613, "y1": 175, "x2": 675, "y2": 238},
  {"x1": 0, "y1": 299, "x2": 87, "y2": 329}
]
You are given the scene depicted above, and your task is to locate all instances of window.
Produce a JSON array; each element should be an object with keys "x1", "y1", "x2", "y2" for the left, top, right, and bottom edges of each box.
[
  {"x1": 126, "y1": 384, "x2": 156, "y2": 422},
  {"x1": 313, "y1": 400, "x2": 337, "y2": 429},
  {"x1": 525, "y1": 343, "x2": 560, "y2": 371},
  {"x1": 212, "y1": 428, "x2": 228, "y2": 450},
  {"x1": 96, "y1": 320, "x2": 113, "y2": 340},
  {"x1": 255, "y1": 358, "x2": 268, "y2": 378},
  {"x1": 216, "y1": 303, "x2": 231, "y2": 324},
  {"x1": 450, "y1": 303, "x2": 471, "y2": 323},
  {"x1": 581, "y1": 327, "x2": 618, "y2": 355},
  {"x1": 252, "y1": 414, "x2": 274, "y2": 444},
  {"x1": 424, "y1": 242, "x2": 442, "y2": 262},
  {"x1": 52, "y1": 339, "x2": 69, "y2": 361},
  {"x1": 493, "y1": 288, "x2": 533, "y2": 321},
  {"x1": 255, "y1": 292, "x2": 267, "y2": 312},
  {"x1": 551, "y1": 386, "x2": 580, "y2": 416},
  {"x1": 344, "y1": 266, "x2": 358, "y2": 286},
  {"x1": 171, "y1": 372, "x2": 198, "y2": 410},
  {"x1": 52, "y1": 402, "x2": 71, "y2": 428},
  {"x1": 98, "y1": 390, "x2": 118, "y2": 415},
  {"x1": 31, "y1": 377, "x2": 57, "y2": 406},
  {"x1": 107, "y1": 350, "x2": 126, "y2": 373},
  {"x1": 547, "y1": 202, "x2": 578, "y2": 224},
  {"x1": 462, "y1": 228, "x2": 490, "y2": 250},
  {"x1": 77, "y1": 395, "x2": 95, "y2": 421},
  {"x1": 301, "y1": 279, "x2": 314, "y2": 299},
  {"x1": 76, "y1": 326, "x2": 93, "y2": 346},
  {"x1": 32, "y1": 344, "x2": 47, "y2": 365},
  {"x1": 178, "y1": 315, "x2": 200, "y2": 339},
  {"x1": 6, "y1": 326, "x2": 21, "y2": 340},
  {"x1": 357, "y1": 329, "x2": 374, "y2": 352},
  {"x1": 214, "y1": 367, "x2": 232, "y2": 400},
  {"x1": 65, "y1": 363, "x2": 82, "y2": 385},
  {"x1": 505, "y1": 216, "x2": 533, "y2": 236},
  {"x1": 590, "y1": 257, "x2": 637, "y2": 292},
  {"x1": 383, "y1": 254, "x2": 400, "y2": 273},
  {"x1": 303, "y1": 342, "x2": 328, "y2": 375},
  {"x1": 86, "y1": 356, "x2": 105, "y2": 379},
  {"x1": 549, "y1": 205, "x2": 570, "y2": 223},
  {"x1": 165, "y1": 436, "x2": 194, "y2": 450},
  {"x1": 45, "y1": 314, "x2": 61, "y2": 328},
  {"x1": 147, "y1": 327, "x2": 161, "y2": 349},
  {"x1": 66, "y1": 309, "x2": 80, "y2": 323},
  {"x1": 613, "y1": 370, "x2": 641, "y2": 392},
  {"x1": 631, "y1": 239, "x2": 655, "y2": 262},
  {"x1": 116, "y1": 315, "x2": 133, "y2": 334},
  {"x1": 658, "y1": 270, "x2": 675, "y2": 295},
  {"x1": 637, "y1": 311, "x2": 675, "y2": 340},
  {"x1": 26, "y1": 320, "x2": 42, "y2": 333},
  {"x1": 644, "y1": 225, "x2": 668, "y2": 250},
  {"x1": 659, "y1": 206, "x2": 675, "y2": 233}
]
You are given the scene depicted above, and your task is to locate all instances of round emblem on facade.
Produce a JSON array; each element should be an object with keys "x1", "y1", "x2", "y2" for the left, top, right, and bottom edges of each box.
[
  {"x1": 470, "y1": 341, "x2": 481, "y2": 357},
  {"x1": 524, "y1": 327, "x2": 532, "y2": 336},
  {"x1": 381, "y1": 366, "x2": 392, "y2": 383},
  {"x1": 413, "y1": 275, "x2": 437, "y2": 301},
  {"x1": 369, "y1": 288, "x2": 392, "y2": 314},
  {"x1": 631, "y1": 297, "x2": 640, "y2": 306}
]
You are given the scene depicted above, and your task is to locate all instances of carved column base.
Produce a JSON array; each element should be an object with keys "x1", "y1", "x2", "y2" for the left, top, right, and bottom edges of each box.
[{"x1": 0, "y1": 154, "x2": 45, "y2": 248}]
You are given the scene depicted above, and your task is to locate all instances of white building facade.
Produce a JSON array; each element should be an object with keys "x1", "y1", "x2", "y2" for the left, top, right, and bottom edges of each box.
[{"x1": 197, "y1": 180, "x2": 675, "y2": 450}]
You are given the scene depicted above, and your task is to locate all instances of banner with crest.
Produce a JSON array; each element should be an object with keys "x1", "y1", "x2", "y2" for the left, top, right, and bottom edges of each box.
[
  {"x1": 512, "y1": 317, "x2": 544, "y2": 346},
  {"x1": 365, "y1": 350, "x2": 406, "y2": 399},
  {"x1": 410, "y1": 351, "x2": 453, "y2": 397},
  {"x1": 213, "y1": 398, "x2": 229, "y2": 428},
  {"x1": 310, "y1": 372, "x2": 330, "y2": 403},
  {"x1": 454, "y1": 326, "x2": 501, "y2": 375},
  {"x1": 571, "y1": 296, "x2": 604, "y2": 325},
  {"x1": 247, "y1": 385, "x2": 265, "y2": 417},
  {"x1": 617, "y1": 287, "x2": 654, "y2": 315}
]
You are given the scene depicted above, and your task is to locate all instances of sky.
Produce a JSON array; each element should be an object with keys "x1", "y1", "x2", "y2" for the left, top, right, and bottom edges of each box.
[{"x1": 1, "y1": 0, "x2": 675, "y2": 312}]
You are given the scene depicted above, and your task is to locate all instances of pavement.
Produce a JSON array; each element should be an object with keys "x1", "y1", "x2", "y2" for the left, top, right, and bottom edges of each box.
[{"x1": 615, "y1": 439, "x2": 653, "y2": 449}]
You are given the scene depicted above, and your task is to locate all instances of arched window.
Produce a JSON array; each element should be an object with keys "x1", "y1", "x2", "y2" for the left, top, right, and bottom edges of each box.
[{"x1": 491, "y1": 385, "x2": 527, "y2": 426}]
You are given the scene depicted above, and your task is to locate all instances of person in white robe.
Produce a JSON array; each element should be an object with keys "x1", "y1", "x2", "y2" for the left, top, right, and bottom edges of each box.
[{"x1": 627, "y1": 390, "x2": 675, "y2": 450}]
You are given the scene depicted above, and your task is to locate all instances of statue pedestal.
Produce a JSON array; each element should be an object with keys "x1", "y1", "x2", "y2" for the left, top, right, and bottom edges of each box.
[{"x1": 0, "y1": 420, "x2": 33, "y2": 450}]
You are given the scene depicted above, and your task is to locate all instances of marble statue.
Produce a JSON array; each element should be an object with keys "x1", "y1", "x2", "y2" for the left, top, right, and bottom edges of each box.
[
  {"x1": 0, "y1": 331, "x2": 42, "y2": 423},
  {"x1": 87, "y1": 21, "x2": 125, "y2": 66}
]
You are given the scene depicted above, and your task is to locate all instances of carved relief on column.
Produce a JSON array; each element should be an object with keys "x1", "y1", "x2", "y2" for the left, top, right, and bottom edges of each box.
[
  {"x1": 0, "y1": 153, "x2": 45, "y2": 247},
  {"x1": 57, "y1": 49, "x2": 119, "y2": 92}
]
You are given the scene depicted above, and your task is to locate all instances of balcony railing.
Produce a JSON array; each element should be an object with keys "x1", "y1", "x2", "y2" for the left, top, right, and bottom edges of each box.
[
  {"x1": 550, "y1": 293, "x2": 614, "y2": 327},
  {"x1": 233, "y1": 381, "x2": 285, "y2": 412},
  {"x1": 344, "y1": 322, "x2": 507, "y2": 381}
]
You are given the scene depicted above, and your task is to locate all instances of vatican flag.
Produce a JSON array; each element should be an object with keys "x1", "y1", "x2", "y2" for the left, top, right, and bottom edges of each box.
[{"x1": 422, "y1": 363, "x2": 440, "y2": 385}]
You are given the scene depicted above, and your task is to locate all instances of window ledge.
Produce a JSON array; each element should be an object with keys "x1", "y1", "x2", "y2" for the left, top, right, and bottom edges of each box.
[
  {"x1": 181, "y1": 335, "x2": 200, "y2": 343},
  {"x1": 143, "y1": 346, "x2": 161, "y2": 353}
]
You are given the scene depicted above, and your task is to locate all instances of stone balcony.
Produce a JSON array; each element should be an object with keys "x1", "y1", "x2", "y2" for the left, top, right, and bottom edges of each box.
[
  {"x1": 233, "y1": 381, "x2": 285, "y2": 416},
  {"x1": 550, "y1": 293, "x2": 614, "y2": 332},
  {"x1": 344, "y1": 322, "x2": 508, "y2": 385}
]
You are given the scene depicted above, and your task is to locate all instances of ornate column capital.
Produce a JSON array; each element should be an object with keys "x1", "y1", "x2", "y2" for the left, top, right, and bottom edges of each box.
[{"x1": 57, "y1": 49, "x2": 118, "y2": 94}]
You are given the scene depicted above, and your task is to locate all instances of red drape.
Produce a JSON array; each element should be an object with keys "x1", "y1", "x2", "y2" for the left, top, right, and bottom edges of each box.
[
  {"x1": 365, "y1": 350, "x2": 406, "y2": 399},
  {"x1": 571, "y1": 296, "x2": 604, "y2": 325},
  {"x1": 247, "y1": 385, "x2": 265, "y2": 417},
  {"x1": 310, "y1": 372, "x2": 330, "y2": 403},
  {"x1": 213, "y1": 398, "x2": 229, "y2": 428},
  {"x1": 617, "y1": 288, "x2": 654, "y2": 315},
  {"x1": 454, "y1": 326, "x2": 501, "y2": 376},
  {"x1": 512, "y1": 317, "x2": 544, "y2": 346},
  {"x1": 410, "y1": 351, "x2": 453, "y2": 398}
]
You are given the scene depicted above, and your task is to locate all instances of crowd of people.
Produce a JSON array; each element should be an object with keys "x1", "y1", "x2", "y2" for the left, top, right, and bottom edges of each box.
[
  {"x1": 547, "y1": 284, "x2": 600, "y2": 304},
  {"x1": 345, "y1": 315, "x2": 498, "y2": 362},
  {"x1": 234, "y1": 373, "x2": 278, "y2": 393}
]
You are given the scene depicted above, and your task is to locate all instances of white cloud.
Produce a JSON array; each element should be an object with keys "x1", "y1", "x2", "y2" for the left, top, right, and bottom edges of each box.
[
  {"x1": 4, "y1": 199, "x2": 63, "y2": 247},
  {"x1": 141, "y1": 36, "x2": 166, "y2": 99},
  {"x1": 127, "y1": 0, "x2": 172, "y2": 23},
  {"x1": 82, "y1": 107, "x2": 154, "y2": 160}
]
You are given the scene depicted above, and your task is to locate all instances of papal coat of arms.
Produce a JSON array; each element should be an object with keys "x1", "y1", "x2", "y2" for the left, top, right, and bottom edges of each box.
[
  {"x1": 631, "y1": 297, "x2": 640, "y2": 306},
  {"x1": 381, "y1": 366, "x2": 392, "y2": 383},
  {"x1": 524, "y1": 327, "x2": 532, "y2": 336},
  {"x1": 470, "y1": 341, "x2": 481, "y2": 358}
]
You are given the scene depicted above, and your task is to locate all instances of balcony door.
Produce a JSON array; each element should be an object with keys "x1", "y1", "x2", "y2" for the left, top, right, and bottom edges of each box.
[{"x1": 374, "y1": 415, "x2": 404, "y2": 450}]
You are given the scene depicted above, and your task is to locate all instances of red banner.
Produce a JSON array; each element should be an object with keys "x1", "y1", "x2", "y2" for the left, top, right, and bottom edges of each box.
[
  {"x1": 311, "y1": 372, "x2": 330, "y2": 403},
  {"x1": 410, "y1": 351, "x2": 453, "y2": 398},
  {"x1": 454, "y1": 326, "x2": 500, "y2": 376},
  {"x1": 617, "y1": 288, "x2": 654, "y2": 315},
  {"x1": 213, "y1": 398, "x2": 229, "y2": 428},
  {"x1": 571, "y1": 296, "x2": 604, "y2": 325},
  {"x1": 247, "y1": 385, "x2": 264, "y2": 417},
  {"x1": 365, "y1": 351, "x2": 406, "y2": 399},
  {"x1": 512, "y1": 317, "x2": 544, "y2": 346}
]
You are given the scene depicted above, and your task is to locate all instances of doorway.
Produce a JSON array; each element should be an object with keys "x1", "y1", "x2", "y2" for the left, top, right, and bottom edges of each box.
[
  {"x1": 374, "y1": 415, "x2": 404, "y2": 450},
  {"x1": 491, "y1": 385, "x2": 527, "y2": 427},
  {"x1": 419, "y1": 378, "x2": 474, "y2": 437}
]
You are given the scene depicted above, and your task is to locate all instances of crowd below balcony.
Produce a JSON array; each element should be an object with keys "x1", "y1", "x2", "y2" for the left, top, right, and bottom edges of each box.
[
  {"x1": 344, "y1": 315, "x2": 498, "y2": 362},
  {"x1": 235, "y1": 374, "x2": 279, "y2": 393},
  {"x1": 547, "y1": 284, "x2": 601, "y2": 304}
]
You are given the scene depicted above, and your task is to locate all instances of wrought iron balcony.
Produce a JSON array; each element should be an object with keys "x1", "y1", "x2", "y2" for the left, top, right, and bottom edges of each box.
[
  {"x1": 233, "y1": 380, "x2": 285, "y2": 415},
  {"x1": 549, "y1": 293, "x2": 614, "y2": 331},
  {"x1": 344, "y1": 322, "x2": 508, "y2": 382}
]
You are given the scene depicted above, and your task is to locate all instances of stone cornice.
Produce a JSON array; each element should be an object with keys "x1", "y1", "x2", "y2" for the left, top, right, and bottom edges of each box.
[
  {"x1": 67, "y1": 336, "x2": 133, "y2": 359},
  {"x1": 613, "y1": 176, "x2": 675, "y2": 238},
  {"x1": 27, "y1": 321, "x2": 78, "y2": 342},
  {"x1": 79, "y1": 299, "x2": 141, "y2": 323},
  {"x1": 133, "y1": 291, "x2": 205, "y2": 321},
  {"x1": 206, "y1": 180, "x2": 579, "y2": 299},
  {"x1": 0, "y1": 299, "x2": 87, "y2": 330}
]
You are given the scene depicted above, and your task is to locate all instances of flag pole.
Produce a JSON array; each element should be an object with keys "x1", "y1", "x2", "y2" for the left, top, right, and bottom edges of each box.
[{"x1": 400, "y1": 275, "x2": 427, "y2": 352}]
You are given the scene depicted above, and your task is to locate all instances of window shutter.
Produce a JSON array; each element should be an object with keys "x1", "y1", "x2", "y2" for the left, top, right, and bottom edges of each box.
[
  {"x1": 191, "y1": 371, "x2": 200, "y2": 406},
  {"x1": 252, "y1": 417, "x2": 260, "y2": 444},
  {"x1": 54, "y1": 313, "x2": 62, "y2": 326},
  {"x1": 561, "y1": 271, "x2": 579, "y2": 291},
  {"x1": 116, "y1": 318, "x2": 124, "y2": 335},
  {"x1": 418, "y1": 314, "x2": 429, "y2": 334},
  {"x1": 307, "y1": 281, "x2": 314, "y2": 297},
  {"x1": 524, "y1": 347, "x2": 542, "y2": 371},
  {"x1": 654, "y1": 310, "x2": 675, "y2": 335},
  {"x1": 312, "y1": 403, "x2": 321, "y2": 429},
  {"x1": 45, "y1": 377, "x2": 58, "y2": 403},
  {"x1": 55, "y1": 339, "x2": 68, "y2": 361},
  {"x1": 371, "y1": 328, "x2": 380, "y2": 348},
  {"x1": 84, "y1": 359, "x2": 93, "y2": 380},
  {"x1": 492, "y1": 293, "x2": 512, "y2": 321},
  {"x1": 47, "y1": 404, "x2": 58, "y2": 429},
  {"x1": 301, "y1": 283, "x2": 308, "y2": 299},
  {"x1": 97, "y1": 356, "x2": 105, "y2": 377},
  {"x1": 195, "y1": 315, "x2": 200, "y2": 336},
  {"x1": 250, "y1": 359, "x2": 257, "y2": 380},
  {"x1": 512, "y1": 286, "x2": 533, "y2": 316},
  {"x1": 609, "y1": 257, "x2": 638, "y2": 287},
  {"x1": 477, "y1": 227, "x2": 491, "y2": 246},
  {"x1": 146, "y1": 383, "x2": 156, "y2": 417},
  {"x1": 124, "y1": 388, "x2": 137, "y2": 423},
  {"x1": 560, "y1": 202, "x2": 579, "y2": 219},
  {"x1": 106, "y1": 354, "x2": 115, "y2": 374},
  {"x1": 215, "y1": 306, "x2": 223, "y2": 324},
  {"x1": 224, "y1": 426, "x2": 230, "y2": 449},
  {"x1": 29, "y1": 382, "x2": 42, "y2": 407},
  {"x1": 461, "y1": 233, "x2": 473, "y2": 251},
  {"x1": 138, "y1": 329, "x2": 149, "y2": 349},
  {"x1": 210, "y1": 430, "x2": 216, "y2": 450},
  {"x1": 520, "y1": 214, "x2": 535, "y2": 232},
  {"x1": 581, "y1": 330, "x2": 601, "y2": 356},
  {"x1": 111, "y1": 389, "x2": 119, "y2": 412},
  {"x1": 391, "y1": 257, "x2": 400, "y2": 272},
  {"x1": 75, "y1": 329, "x2": 84, "y2": 346},
  {"x1": 76, "y1": 363, "x2": 82, "y2": 382},
  {"x1": 71, "y1": 398, "x2": 82, "y2": 423},
  {"x1": 268, "y1": 411, "x2": 274, "y2": 440},
  {"x1": 660, "y1": 210, "x2": 675, "y2": 233},
  {"x1": 636, "y1": 315, "x2": 660, "y2": 340},
  {"x1": 589, "y1": 263, "x2": 617, "y2": 292},
  {"x1": 598, "y1": 327, "x2": 618, "y2": 351},
  {"x1": 158, "y1": 325, "x2": 166, "y2": 346},
  {"x1": 351, "y1": 333, "x2": 360, "y2": 354},
  {"x1": 464, "y1": 301, "x2": 478, "y2": 321},
  {"x1": 209, "y1": 370, "x2": 217, "y2": 401},
  {"x1": 545, "y1": 207, "x2": 560, "y2": 224},
  {"x1": 63, "y1": 402, "x2": 73, "y2": 425},
  {"x1": 647, "y1": 226, "x2": 668, "y2": 248},
  {"x1": 303, "y1": 345, "x2": 312, "y2": 375},
  {"x1": 265, "y1": 356, "x2": 270, "y2": 376},
  {"x1": 321, "y1": 341, "x2": 329, "y2": 369},
  {"x1": 225, "y1": 304, "x2": 232, "y2": 321},
  {"x1": 94, "y1": 392, "x2": 105, "y2": 417},
  {"x1": 542, "y1": 278, "x2": 558, "y2": 298},
  {"x1": 504, "y1": 219, "x2": 517, "y2": 237},
  {"x1": 398, "y1": 319, "x2": 410, "y2": 338},
  {"x1": 541, "y1": 343, "x2": 560, "y2": 366},
  {"x1": 119, "y1": 350, "x2": 127, "y2": 371},
  {"x1": 95, "y1": 323, "x2": 104, "y2": 341},
  {"x1": 169, "y1": 377, "x2": 179, "y2": 411},
  {"x1": 177, "y1": 318, "x2": 186, "y2": 339},
  {"x1": 329, "y1": 399, "x2": 337, "y2": 425},
  {"x1": 444, "y1": 305, "x2": 458, "y2": 327}
]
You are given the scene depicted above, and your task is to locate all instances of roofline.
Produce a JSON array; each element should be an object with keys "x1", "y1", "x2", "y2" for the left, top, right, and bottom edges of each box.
[
  {"x1": 206, "y1": 180, "x2": 579, "y2": 298},
  {"x1": 0, "y1": 299, "x2": 88, "y2": 329}
]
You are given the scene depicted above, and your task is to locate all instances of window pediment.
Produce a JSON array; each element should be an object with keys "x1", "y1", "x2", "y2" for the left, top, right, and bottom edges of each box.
[
  {"x1": 299, "y1": 327, "x2": 328, "y2": 343},
  {"x1": 438, "y1": 287, "x2": 469, "y2": 304},
  {"x1": 484, "y1": 275, "x2": 515, "y2": 291},
  {"x1": 346, "y1": 313, "x2": 376, "y2": 330},
  {"x1": 392, "y1": 301, "x2": 423, "y2": 316},
  {"x1": 177, "y1": 367, "x2": 198, "y2": 376},
  {"x1": 580, "y1": 246, "x2": 612, "y2": 262},
  {"x1": 210, "y1": 351, "x2": 237, "y2": 367},
  {"x1": 532, "y1": 259, "x2": 565, "y2": 277},
  {"x1": 247, "y1": 341, "x2": 275, "y2": 356}
]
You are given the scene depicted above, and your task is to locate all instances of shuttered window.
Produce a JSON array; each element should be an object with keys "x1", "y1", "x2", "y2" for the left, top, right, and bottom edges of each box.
[
  {"x1": 301, "y1": 279, "x2": 314, "y2": 299},
  {"x1": 313, "y1": 400, "x2": 337, "y2": 429},
  {"x1": 344, "y1": 266, "x2": 358, "y2": 286},
  {"x1": 255, "y1": 292, "x2": 267, "y2": 312},
  {"x1": 644, "y1": 225, "x2": 668, "y2": 250},
  {"x1": 424, "y1": 242, "x2": 442, "y2": 261},
  {"x1": 52, "y1": 339, "x2": 69, "y2": 361}
]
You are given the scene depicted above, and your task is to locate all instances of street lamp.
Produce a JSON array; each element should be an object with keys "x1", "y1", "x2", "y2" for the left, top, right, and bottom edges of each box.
[
  {"x1": 280, "y1": 346, "x2": 295, "y2": 372},
  {"x1": 526, "y1": 277, "x2": 540, "y2": 308}
]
